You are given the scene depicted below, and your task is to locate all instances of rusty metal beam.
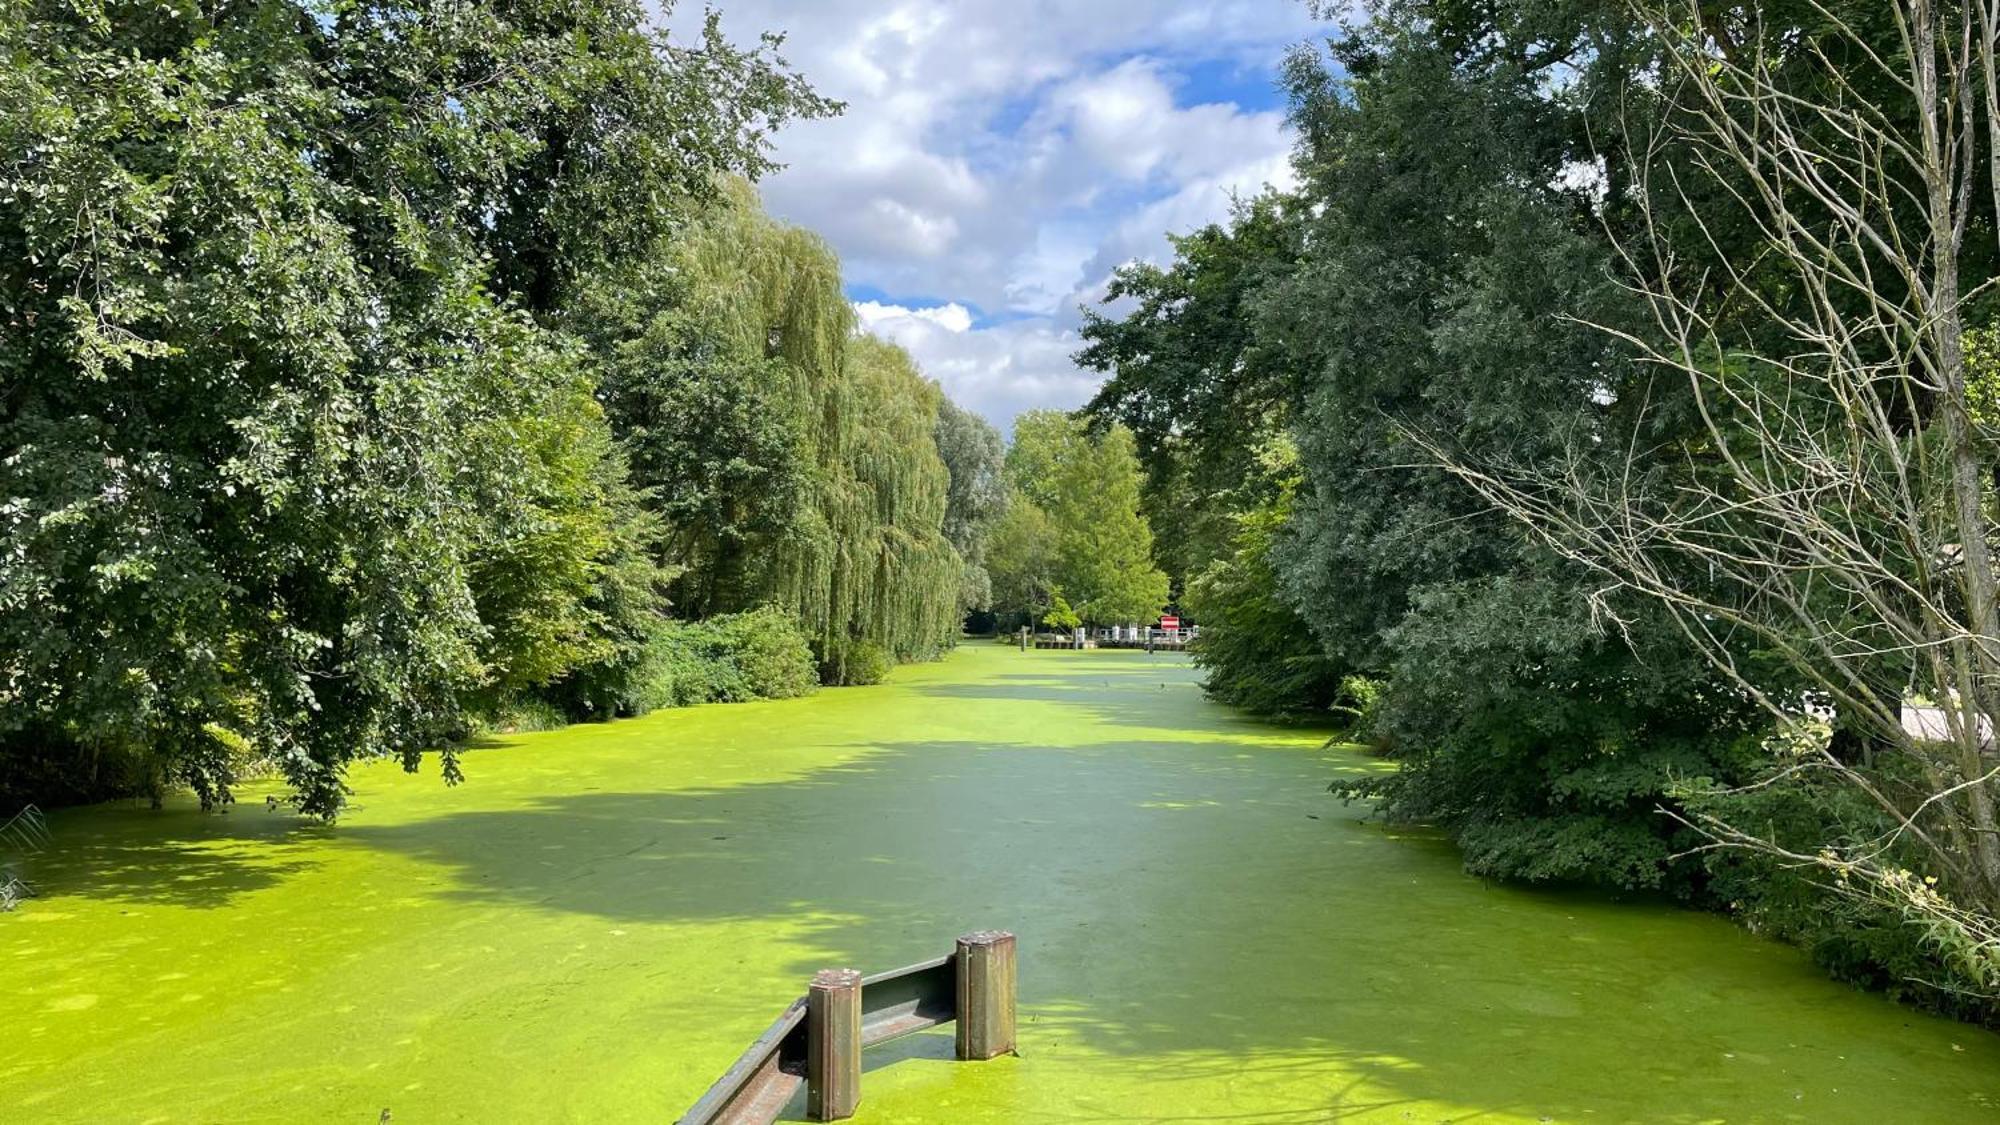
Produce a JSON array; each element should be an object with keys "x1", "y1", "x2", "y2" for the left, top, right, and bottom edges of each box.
[
  {"x1": 679, "y1": 998, "x2": 806, "y2": 1125},
  {"x1": 679, "y1": 934, "x2": 1015, "y2": 1125},
  {"x1": 860, "y1": 955, "x2": 954, "y2": 1047}
]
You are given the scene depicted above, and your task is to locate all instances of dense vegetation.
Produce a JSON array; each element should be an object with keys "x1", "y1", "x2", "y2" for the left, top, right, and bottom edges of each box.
[
  {"x1": 11, "y1": 0, "x2": 1995, "y2": 1047},
  {"x1": 1085, "y1": 0, "x2": 2000, "y2": 1023},
  {"x1": 0, "y1": 0, "x2": 989, "y2": 816}
]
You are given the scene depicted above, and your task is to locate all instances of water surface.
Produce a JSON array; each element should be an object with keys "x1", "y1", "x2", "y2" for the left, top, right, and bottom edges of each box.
[{"x1": 5, "y1": 647, "x2": 1996, "y2": 1122}]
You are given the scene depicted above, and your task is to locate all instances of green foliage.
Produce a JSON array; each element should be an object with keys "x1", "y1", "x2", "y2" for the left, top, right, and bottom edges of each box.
[
  {"x1": 1332, "y1": 676, "x2": 1386, "y2": 747},
  {"x1": 1687, "y1": 762, "x2": 2000, "y2": 1022},
  {"x1": 1081, "y1": 193, "x2": 1308, "y2": 592},
  {"x1": 567, "y1": 241, "x2": 812, "y2": 623},
  {"x1": 477, "y1": 697, "x2": 572, "y2": 737},
  {"x1": 1075, "y1": 0, "x2": 2000, "y2": 1022},
  {"x1": 999, "y1": 412, "x2": 1169, "y2": 626},
  {"x1": 654, "y1": 607, "x2": 818, "y2": 706},
  {"x1": 817, "y1": 637, "x2": 894, "y2": 687},
  {"x1": 1183, "y1": 446, "x2": 1345, "y2": 720},
  {"x1": 627, "y1": 187, "x2": 961, "y2": 669},
  {"x1": 0, "y1": 0, "x2": 828, "y2": 816},
  {"x1": 985, "y1": 488, "x2": 1059, "y2": 627},
  {"x1": 935, "y1": 398, "x2": 1008, "y2": 616},
  {"x1": 1337, "y1": 577, "x2": 1769, "y2": 890},
  {"x1": 1042, "y1": 593, "x2": 1082, "y2": 632}
]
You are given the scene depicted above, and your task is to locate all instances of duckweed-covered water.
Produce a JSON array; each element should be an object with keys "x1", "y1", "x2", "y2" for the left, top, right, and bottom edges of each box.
[{"x1": 6, "y1": 647, "x2": 1998, "y2": 1122}]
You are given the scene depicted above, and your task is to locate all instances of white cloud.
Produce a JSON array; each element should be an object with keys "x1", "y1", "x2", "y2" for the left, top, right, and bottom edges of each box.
[
  {"x1": 656, "y1": 1, "x2": 1321, "y2": 426},
  {"x1": 857, "y1": 302, "x2": 1100, "y2": 429},
  {"x1": 855, "y1": 300, "x2": 973, "y2": 334}
]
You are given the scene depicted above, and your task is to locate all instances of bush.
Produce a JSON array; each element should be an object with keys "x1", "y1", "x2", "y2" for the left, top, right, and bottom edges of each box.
[
  {"x1": 713, "y1": 608, "x2": 822, "y2": 699},
  {"x1": 479, "y1": 697, "x2": 571, "y2": 735},
  {"x1": 818, "y1": 637, "x2": 894, "y2": 686},
  {"x1": 550, "y1": 639, "x2": 678, "y2": 720},
  {"x1": 1689, "y1": 763, "x2": 2000, "y2": 1025},
  {"x1": 1332, "y1": 676, "x2": 1387, "y2": 748},
  {"x1": 656, "y1": 606, "x2": 819, "y2": 706},
  {"x1": 1337, "y1": 575, "x2": 1769, "y2": 893}
]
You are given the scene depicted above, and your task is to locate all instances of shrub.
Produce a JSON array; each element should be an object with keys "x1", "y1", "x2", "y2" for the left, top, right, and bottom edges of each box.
[
  {"x1": 711, "y1": 607, "x2": 821, "y2": 699},
  {"x1": 1332, "y1": 676, "x2": 1387, "y2": 748},
  {"x1": 480, "y1": 697, "x2": 571, "y2": 735},
  {"x1": 818, "y1": 637, "x2": 894, "y2": 686},
  {"x1": 656, "y1": 606, "x2": 819, "y2": 706},
  {"x1": 1337, "y1": 575, "x2": 1769, "y2": 893},
  {"x1": 545, "y1": 618, "x2": 677, "y2": 720},
  {"x1": 1688, "y1": 763, "x2": 2000, "y2": 1025}
]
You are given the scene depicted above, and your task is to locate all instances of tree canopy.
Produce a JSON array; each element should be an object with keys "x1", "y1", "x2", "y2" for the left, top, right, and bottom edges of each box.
[
  {"x1": 0, "y1": 0, "x2": 994, "y2": 816},
  {"x1": 992, "y1": 412, "x2": 1168, "y2": 628},
  {"x1": 1083, "y1": 0, "x2": 2000, "y2": 1020}
]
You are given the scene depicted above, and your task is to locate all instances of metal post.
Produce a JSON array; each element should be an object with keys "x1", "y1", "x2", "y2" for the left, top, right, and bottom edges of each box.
[
  {"x1": 954, "y1": 931, "x2": 1017, "y2": 1061},
  {"x1": 808, "y1": 968, "x2": 862, "y2": 1120}
]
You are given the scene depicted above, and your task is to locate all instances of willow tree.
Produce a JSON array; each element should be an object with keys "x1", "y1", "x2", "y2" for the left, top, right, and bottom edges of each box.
[
  {"x1": 831, "y1": 336, "x2": 962, "y2": 663},
  {"x1": 642, "y1": 185, "x2": 960, "y2": 668}
]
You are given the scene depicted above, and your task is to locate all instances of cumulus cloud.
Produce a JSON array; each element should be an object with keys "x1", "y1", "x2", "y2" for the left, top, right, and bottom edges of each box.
[
  {"x1": 656, "y1": 1, "x2": 1321, "y2": 428},
  {"x1": 858, "y1": 302, "x2": 1099, "y2": 427}
]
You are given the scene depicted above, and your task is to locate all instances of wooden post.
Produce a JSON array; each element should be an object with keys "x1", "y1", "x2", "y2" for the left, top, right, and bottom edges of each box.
[
  {"x1": 954, "y1": 931, "x2": 1017, "y2": 1061},
  {"x1": 807, "y1": 968, "x2": 862, "y2": 1120},
  {"x1": 1019, "y1": 625, "x2": 1028, "y2": 652}
]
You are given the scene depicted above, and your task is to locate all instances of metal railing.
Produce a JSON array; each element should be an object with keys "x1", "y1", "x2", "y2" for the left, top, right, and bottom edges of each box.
[
  {"x1": 0, "y1": 804, "x2": 50, "y2": 855},
  {"x1": 679, "y1": 930, "x2": 1017, "y2": 1124},
  {"x1": 0, "y1": 804, "x2": 49, "y2": 913}
]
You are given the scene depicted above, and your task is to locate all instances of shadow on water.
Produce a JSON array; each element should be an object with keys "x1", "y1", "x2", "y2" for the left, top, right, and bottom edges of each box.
[
  {"x1": 27, "y1": 804, "x2": 332, "y2": 909},
  {"x1": 319, "y1": 737, "x2": 1995, "y2": 1123}
]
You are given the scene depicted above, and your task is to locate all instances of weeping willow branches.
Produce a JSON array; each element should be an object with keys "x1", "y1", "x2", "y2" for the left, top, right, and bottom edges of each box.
[{"x1": 673, "y1": 184, "x2": 960, "y2": 662}]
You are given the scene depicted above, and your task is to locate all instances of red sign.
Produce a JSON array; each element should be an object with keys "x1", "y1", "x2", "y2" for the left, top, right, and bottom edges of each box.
[{"x1": 1159, "y1": 615, "x2": 1180, "y2": 629}]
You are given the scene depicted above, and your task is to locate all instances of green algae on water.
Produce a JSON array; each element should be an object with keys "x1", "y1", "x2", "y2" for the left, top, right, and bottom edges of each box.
[{"x1": 6, "y1": 647, "x2": 1999, "y2": 1122}]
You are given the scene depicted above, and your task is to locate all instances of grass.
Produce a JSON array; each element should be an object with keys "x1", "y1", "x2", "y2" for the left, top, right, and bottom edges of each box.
[{"x1": 5, "y1": 646, "x2": 1998, "y2": 1122}]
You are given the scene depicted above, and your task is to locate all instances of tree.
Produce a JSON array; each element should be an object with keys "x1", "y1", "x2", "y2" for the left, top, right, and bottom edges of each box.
[
  {"x1": 1052, "y1": 424, "x2": 1172, "y2": 624},
  {"x1": 1081, "y1": 193, "x2": 1308, "y2": 591},
  {"x1": 986, "y1": 489, "x2": 1059, "y2": 628},
  {"x1": 834, "y1": 335, "x2": 962, "y2": 661},
  {"x1": 565, "y1": 227, "x2": 811, "y2": 622},
  {"x1": 1181, "y1": 441, "x2": 1346, "y2": 719},
  {"x1": 1433, "y1": 0, "x2": 2000, "y2": 989},
  {"x1": 1003, "y1": 412, "x2": 1168, "y2": 626},
  {"x1": 934, "y1": 398, "x2": 1008, "y2": 617},
  {"x1": 591, "y1": 184, "x2": 960, "y2": 667},
  {"x1": 1043, "y1": 593, "x2": 1083, "y2": 632},
  {"x1": 0, "y1": 0, "x2": 827, "y2": 816},
  {"x1": 1082, "y1": 1, "x2": 1767, "y2": 894}
]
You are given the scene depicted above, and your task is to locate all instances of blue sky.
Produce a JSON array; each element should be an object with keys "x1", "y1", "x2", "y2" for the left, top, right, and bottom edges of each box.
[{"x1": 661, "y1": 2, "x2": 1327, "y2": 429}]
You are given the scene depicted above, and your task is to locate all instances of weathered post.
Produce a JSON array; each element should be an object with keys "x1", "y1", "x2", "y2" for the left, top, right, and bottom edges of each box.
[
  {"x1": 1019, "y1": 625, "x2": 1028, "y2": 652},
  {"x1": 807, "y1": 968, "x2": 862, "y2": 1120},
  {"x1": 954, "y1": 931, "x2": 1017, "y2": 1061}
]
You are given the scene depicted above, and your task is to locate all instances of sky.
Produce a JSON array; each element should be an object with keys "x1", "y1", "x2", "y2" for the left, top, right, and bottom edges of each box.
[{"x1": 657, "y1": 1, "x2": 1327, "y2": 429}]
